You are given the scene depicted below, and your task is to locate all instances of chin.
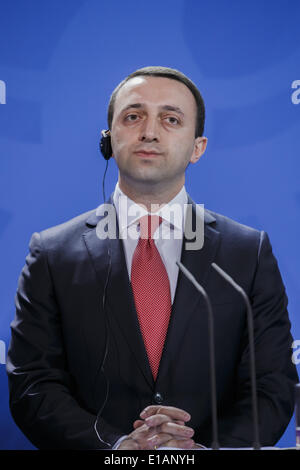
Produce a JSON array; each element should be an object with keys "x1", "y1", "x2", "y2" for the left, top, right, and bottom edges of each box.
[
  {"x1": 125, "y1": 167, "x2": 162, "y2": 182},
  {"x1": 137, "y1": 171, "x2": 165, "y2": 183}
]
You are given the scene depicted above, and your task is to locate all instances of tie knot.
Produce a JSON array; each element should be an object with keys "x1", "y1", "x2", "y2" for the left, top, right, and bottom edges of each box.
[{"x1": 139, "y1": 214, "x2": 162, "y2": 239}]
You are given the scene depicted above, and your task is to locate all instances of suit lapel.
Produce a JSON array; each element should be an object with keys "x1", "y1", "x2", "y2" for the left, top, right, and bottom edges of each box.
[
  {"x1": 157, "y1": 200, "x2": 220, "y2": 383},
  {"x1": 81, "y1": 218, "x2": 111, "y2": 382},
  {"x1": 83, "y1": 199, "x2": 154, "y2": 389}
]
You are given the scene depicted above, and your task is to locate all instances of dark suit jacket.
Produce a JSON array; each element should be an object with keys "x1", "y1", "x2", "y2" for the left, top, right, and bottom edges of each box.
[{"x1": 6, "y1": 197, "x2": 298, "y2": 449}]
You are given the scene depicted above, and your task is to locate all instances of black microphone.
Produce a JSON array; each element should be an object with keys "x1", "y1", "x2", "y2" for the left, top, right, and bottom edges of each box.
[
  {"x1": 211, "y1": 262, "x2": 260, "y2": 450},
  {"x1": 176, "y1": 261, "x2": 219, "y2": 450}
]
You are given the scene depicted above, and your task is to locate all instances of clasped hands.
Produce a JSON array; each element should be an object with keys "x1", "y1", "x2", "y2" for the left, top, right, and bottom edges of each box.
[{"x1": 118, "y1": 405, "x2": 197, "y2": 450}]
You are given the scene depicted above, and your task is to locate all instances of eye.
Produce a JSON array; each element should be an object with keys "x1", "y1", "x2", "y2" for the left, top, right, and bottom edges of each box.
[
  {"x1": 124, "y1": 113, "x2": 140, "y2": 122},
  {"x1": 165, "y1": 116, "x2": 180, "y2": 125}
]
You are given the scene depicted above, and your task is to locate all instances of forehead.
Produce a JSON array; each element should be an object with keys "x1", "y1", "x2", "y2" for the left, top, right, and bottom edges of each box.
[{"x1": 114, "y1": 76, "x2": 197, "y2": 115}]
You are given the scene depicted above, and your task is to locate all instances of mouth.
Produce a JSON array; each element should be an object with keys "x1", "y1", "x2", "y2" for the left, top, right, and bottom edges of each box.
[{"x1": 134, "y1": 150, "x2": 162, "y2": 158}]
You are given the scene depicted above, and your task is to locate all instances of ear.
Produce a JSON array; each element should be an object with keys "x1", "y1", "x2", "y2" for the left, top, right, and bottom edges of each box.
[{"x1": 190, "y1": 136, "x2": 208, "y2": 164}]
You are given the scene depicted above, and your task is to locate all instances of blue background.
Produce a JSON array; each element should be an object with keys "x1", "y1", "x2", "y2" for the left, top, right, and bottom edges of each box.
[{"x1": 0, "y1": 0, "x2": 299, "y2": 449}]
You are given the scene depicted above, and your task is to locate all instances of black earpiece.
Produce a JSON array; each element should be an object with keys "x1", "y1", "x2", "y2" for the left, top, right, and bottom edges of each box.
[{"x1": 99, "y1": 130, "x2": 113, "y2": 160}]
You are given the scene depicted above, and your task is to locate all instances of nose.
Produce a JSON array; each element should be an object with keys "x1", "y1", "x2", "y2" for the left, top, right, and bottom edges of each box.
[{"x1": 139, "y1": 115, "x2": 159, "y2": 142}]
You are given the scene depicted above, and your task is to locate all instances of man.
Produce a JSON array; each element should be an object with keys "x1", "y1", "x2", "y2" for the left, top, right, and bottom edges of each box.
[{"x1": 6, "y1": 66, "x2": 298, "y2": 450}]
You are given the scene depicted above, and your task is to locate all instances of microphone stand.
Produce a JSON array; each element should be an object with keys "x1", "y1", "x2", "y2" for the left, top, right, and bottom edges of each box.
[
  {"x1": 176, "y1": 261, "x2": 219, "y2": 450},
  {"x1": 211, "y1": 262, "x2": 260, "y2": 450}
]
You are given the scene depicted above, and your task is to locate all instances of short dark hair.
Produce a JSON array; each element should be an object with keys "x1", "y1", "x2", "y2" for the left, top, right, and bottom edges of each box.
[{"x1": 107, "y1": 66, "x2": 205, "y2": 137}]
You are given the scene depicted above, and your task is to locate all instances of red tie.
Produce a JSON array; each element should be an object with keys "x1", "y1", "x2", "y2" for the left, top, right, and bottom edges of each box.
[{"x1": 131, "y1": 215, "x2": 172, "y2": 380}]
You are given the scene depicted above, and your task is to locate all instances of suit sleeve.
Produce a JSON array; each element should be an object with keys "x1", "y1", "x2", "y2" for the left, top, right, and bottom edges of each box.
[
  {"x1": 217, "y1": 231, "x2": 299, "y2": 447},
  {"x1": 6, "y1": 232, "x2": 123, "y2": 449}
]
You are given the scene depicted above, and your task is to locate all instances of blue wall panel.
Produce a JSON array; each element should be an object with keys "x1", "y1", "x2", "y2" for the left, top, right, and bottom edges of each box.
[{"x1": 0, "y1": 0, "x2": 299, "y2": 449}]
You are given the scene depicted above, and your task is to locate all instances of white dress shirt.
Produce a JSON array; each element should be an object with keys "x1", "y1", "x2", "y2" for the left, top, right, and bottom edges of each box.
[{"x1": 112, "y1": 182, "x2": 188, "y2": 303}]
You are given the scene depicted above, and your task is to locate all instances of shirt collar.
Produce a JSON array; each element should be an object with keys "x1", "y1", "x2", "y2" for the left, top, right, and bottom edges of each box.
[{"x1": 113, "y1": 182, "x2": 188, "y2": 236}]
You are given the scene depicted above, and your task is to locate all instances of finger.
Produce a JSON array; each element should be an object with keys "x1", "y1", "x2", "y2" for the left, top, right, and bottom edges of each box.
[
  {"x1": 134, "y1": 418, "x2": 185, "y2": 429},
  {"x1": 127, "y1": 428, "x2": 168, "y2": 450},
  {"x1": 118, "y1": 438, "x2": 140, "y2": 450},
  {"x1": 144, "y1": 419, "x2": 194, "y2": 442},
  {"x1": 145, "y1": 415, "x2": 194, "y2": 438},
  {"x1": 140, "y1": 405, "x2": 191, "y2": 422},
  {"x1": 174, "y1": 420, "x2": 185, "y2": 426},
  {"x1": 159, "y1": 422, "x2": 194, "y2": 440},
  {"x1": 130, "y1": 422, "x2": 163, "y2": 445},
  {"x1": 130, "y1": 422, "x2": 151, "y2": 438},
  {"x1": 145, "y1": 434, "x2": 195, "y2": 450},
  {"x1": 162, "y1": 438, "x2": 195, "y2": 449},
  {"x1": 133, "y1": 419, "x2": 144, "y2": 429},
  {"x1": 145, "y1": 432, "x2": 174, "y2": 450},
  {"x1": 128, "y1": 425, "x2": 194, "y2": 450}
]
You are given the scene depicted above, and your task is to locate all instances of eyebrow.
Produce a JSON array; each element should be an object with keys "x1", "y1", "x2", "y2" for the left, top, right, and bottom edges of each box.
[
  {"x1": 120, "y1": 103, "x2": 185, "y2": 116},
  {"x1": 162, "y1": 105, "x2": 184, "y2": 116}
]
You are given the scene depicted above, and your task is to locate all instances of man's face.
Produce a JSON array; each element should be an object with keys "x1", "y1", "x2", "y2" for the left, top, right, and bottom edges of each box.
[{"x1": 110, "y1": 76, "x2": 207, "y2": 193}]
